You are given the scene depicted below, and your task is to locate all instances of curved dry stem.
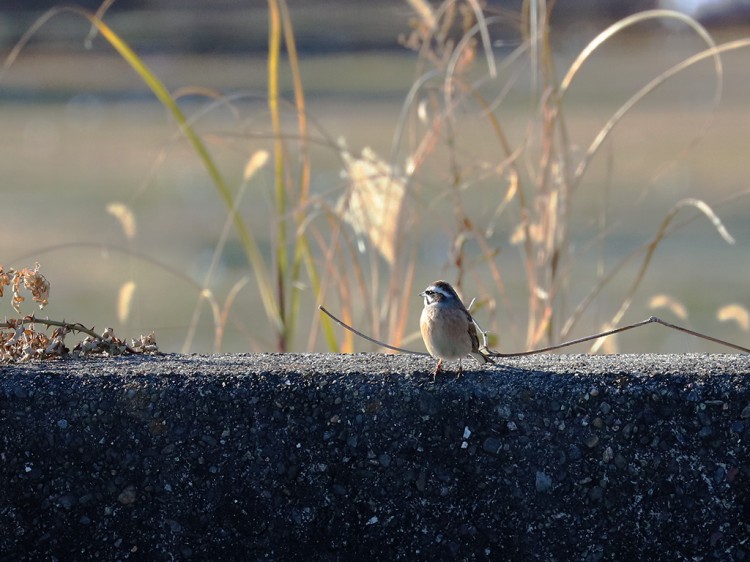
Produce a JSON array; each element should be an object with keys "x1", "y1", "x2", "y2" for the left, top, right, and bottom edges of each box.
[
  {"x1": 587, "y1": 198, "x2": 735, "y2": 353},
  {"x1": 303, "y1": 201, "x2": 372, "y2": 353},
  {"x1": 12, "y1": 243, "x2": 209, "y2": 296},
  {"x1": 84, "y1": 0, "x2": 116, "y2": 47},
  {"x1": 466, "y1": 0, "x2": 497, "y2": 78},
  {"x1": 182, "y1": 289, "x2": 222, "y2": 354},
  {"x1": 560, "y1": 9, "x2": 719, "y2": 95},
  {"x1": 478, "y1": 43, "x2": 531, "y2": 116},
  {"x1": 561, "y1": 190, "x2": 750, "y2": 341},
  {"x1": 182, "y1": 158, "x2": 258, "y2": 353},
  {"x1": 392, "y1": 14, "x2": 522, "y2": 172},
  {"x1": 560, "y1": 12, "x2": 730, "y2": 188},
  {"x1": 127, "y1": 90, "x2": 265, "y2": 204},
  {"x1": 390, "y1": 68, "x2": 444, "y2": 171},
  {"x1": 172, "y1": 86, "x2": 244, "y2": 121},
  {"x1": 443, "y1": 15, "x2": 506, "y2": 119},
  {"x1": 0, "y1": 8, "x2": 64, "y2": 83},
  {"x1": 214, "y1": 277, "x2": 250, "y2": 352}
]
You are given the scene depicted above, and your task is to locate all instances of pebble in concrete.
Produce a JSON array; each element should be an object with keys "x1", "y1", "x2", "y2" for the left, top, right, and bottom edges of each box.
[{"x1": 1, "y1": 352, "x2": 749, "y2": 560}]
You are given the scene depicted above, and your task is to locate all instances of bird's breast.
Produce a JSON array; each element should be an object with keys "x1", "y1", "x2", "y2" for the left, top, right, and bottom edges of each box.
[{"x1": 420, "y1": 305, "x2": 473, "y2": 360}]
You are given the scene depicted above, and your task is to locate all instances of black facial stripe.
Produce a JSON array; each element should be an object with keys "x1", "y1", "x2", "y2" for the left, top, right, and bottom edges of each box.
[
  {"x1": 423, "y1": 283, "x2": 460, "y2": 306},
  {"x1": 429, "y1": 282, "x2": 458, "y2": 300}
]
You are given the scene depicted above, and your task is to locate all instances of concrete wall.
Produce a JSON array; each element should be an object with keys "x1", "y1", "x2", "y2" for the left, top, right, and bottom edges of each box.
[{"x1": 1, "y1": 353, "x2": 749, "y2": 560}]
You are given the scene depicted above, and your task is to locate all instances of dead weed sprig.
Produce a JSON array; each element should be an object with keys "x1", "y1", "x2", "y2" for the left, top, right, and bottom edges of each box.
[
  {"x1": 0, "y1": 263, "x2": 49, "y2": 314},
  {"x1": 0, "y1": 264, "x2": 157, "y2": 363}
]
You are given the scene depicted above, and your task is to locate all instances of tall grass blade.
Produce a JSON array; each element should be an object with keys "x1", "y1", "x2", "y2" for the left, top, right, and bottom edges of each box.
[
  {"x1": 267, "y1": 0, "x2": 289, "y2": 350},
  {"x1": 76, "y1": 8, "x2": 283, "y2": 335},
  {"x1": 277, "y1": 0, "x2": 335, "y2": 351},
  {"x1": 1, "y1": 6, "x2": 284, "y2": 342}
]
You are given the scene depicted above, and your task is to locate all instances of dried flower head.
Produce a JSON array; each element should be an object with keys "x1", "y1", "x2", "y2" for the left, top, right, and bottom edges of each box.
[
  {"x1": 4, "y1": 263, "x2": 50, "y2": 314},
  {"x1": 337, "y1": 146, "x2": 406, "y2": 265},
  {"x1": 0, "y1": 263, "x2": 157, "y2": 363},
  {"x1": 0, "y1": 266, "x2": 11, "y2": 299}
]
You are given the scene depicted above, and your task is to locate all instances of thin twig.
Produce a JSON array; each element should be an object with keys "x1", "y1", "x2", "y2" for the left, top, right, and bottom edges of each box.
[
  {"x1": 2, "y1": 316, "x2": 100, "y2": 340},
  {"x1": 319, "y1": 306, "x2": 750, "y2": 357},
  {"x1": 491, "y1": 316, "x2": 750, "y2": 356},
  {"x1": 647, "y1": 316, "x2": 750, "y2": 354},
  {"x1": 319, "y1": 306, "x2": 430, "y2": 356}
]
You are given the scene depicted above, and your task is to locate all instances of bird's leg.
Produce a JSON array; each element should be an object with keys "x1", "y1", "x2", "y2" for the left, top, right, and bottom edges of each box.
[
  {"x1": 457, "y1": 358, "x2": 463, "y2": 378},
  {"x1": 432, "y1": 358, "x2": 443, "y2": 380}
]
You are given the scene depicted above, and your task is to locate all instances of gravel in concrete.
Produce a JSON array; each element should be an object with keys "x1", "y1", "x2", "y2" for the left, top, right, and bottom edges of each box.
[{"x1": 1, "y1": 353, "x2": 749, "y2": 560}]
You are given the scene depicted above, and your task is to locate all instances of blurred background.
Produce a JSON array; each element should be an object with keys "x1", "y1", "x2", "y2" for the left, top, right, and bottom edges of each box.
[{"x1": 1, "y1": 0, "x2": 750, "y2": 355}]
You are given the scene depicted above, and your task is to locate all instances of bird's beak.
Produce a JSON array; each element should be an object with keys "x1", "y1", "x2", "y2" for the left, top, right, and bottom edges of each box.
[{"x1": 418, "y1": 291, "x2": 426, "y2": 297}]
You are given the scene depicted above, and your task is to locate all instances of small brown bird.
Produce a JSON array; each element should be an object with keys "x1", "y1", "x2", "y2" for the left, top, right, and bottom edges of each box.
[{"x1": 419, "y1": 280, "x2": 493, "y2": 377}]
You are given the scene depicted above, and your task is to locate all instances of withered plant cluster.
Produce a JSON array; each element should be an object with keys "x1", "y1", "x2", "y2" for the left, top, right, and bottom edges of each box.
[
  {"x1": 3, "y1": 1, "x2": 749, "y2": 354},
  {"x1": 353, "y1": 0, "x2": 747, "y2": 353},
  {"x1": 0, "y1": 264, "x2": 157, "y2": 363}
]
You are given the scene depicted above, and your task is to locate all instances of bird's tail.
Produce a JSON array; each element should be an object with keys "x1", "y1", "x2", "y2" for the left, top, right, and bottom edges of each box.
[{"x1": 471, "y1": 349, "x2": 494, "y2": 365}]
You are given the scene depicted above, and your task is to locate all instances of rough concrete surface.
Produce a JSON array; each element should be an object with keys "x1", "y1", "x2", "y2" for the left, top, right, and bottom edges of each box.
[{"x1": 1, "y1": 353, "x2": 749, "y2": 561}]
